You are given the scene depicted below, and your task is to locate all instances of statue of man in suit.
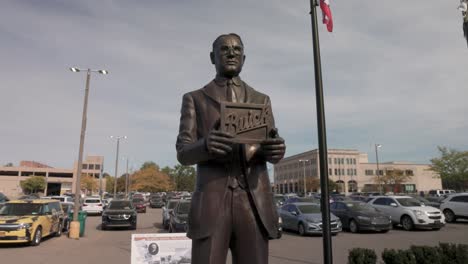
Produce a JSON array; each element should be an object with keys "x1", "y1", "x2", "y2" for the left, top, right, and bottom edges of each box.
[{"x1": 176, "y1": 33, "x2": 286, "y2": 264}]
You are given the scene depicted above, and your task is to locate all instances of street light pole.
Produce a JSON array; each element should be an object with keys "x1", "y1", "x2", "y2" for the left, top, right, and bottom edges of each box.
[
  {"x1": 299, "y1": 159, "x2": 310, "y2": 196},
  {"x1": 69, "y1": 67, "x2": 108, "y2": 240},
  {"x1": 124, "y1": 157, "x2": 129, "y2": 197},
  {"x1": 111, "y1": 136, "x2": 126, "y2": 198},
  {"x1": 375, "y1": 144, "x2": 382, "y2": 194}
]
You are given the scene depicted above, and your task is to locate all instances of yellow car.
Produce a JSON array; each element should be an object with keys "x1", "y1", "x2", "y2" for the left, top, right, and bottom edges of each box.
[{"x1": 0, "y1": 199, "x2": 64, "y2": 246}]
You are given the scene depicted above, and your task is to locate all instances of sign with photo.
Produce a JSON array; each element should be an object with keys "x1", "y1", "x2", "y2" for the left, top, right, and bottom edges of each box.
[
  {"x1": 131, "y1": 233, "x2": 191, "y2": 264},
  {"x1": 220, "y1": 102, "x2": 273, "y2": 143}
]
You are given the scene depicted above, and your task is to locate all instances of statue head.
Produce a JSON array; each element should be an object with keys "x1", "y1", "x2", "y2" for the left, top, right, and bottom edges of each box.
[{"x1": 210, "y1": 33, "x2": 246, "y2": 78}]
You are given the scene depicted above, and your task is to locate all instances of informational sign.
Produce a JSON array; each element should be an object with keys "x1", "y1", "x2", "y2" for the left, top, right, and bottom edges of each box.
[
  {"x1": 131, "y1": 233, "x2": 191, "y2": 264},
  {"x1": 220, "y1": 102, "x2": 273, "y2": 143}
]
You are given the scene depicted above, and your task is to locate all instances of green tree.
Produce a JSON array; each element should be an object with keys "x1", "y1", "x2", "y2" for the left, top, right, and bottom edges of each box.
[
  {"x1": 430, "y1": 146, "x2": 468, "y2": 191},
  {"x1": 172, "y1": 164, "x2": 196, "y2": 192},
  {"x1": 20, "y1": 176, "x2": 46, "y2": 194}
]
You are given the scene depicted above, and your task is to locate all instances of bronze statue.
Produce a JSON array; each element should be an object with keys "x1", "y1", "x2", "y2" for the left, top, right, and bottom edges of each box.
[{"x1": 176, "y1": 33, "x2": 286, "y2": 264}]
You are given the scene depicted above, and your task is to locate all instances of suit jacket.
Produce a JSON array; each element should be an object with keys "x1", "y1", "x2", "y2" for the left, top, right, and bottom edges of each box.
[{"x1": 176, "y1": 78, "x2": 280, "y2": 240}]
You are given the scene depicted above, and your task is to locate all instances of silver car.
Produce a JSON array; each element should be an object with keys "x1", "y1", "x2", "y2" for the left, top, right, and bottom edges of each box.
[
  {"x1": 367, "y1": 195, "x2": 445, "y2": 231},
  {"x1": 440, "y1": 193, "x2": 468, "y2": 223},
  {"x1": 162, "y1": 199, "x2": 179, "y2": 229},
  {"x1": 278, "y1": 202, "x2": 342, "y2": 236}
]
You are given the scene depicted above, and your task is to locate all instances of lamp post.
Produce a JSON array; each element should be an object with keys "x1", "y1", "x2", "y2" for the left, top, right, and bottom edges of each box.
[
  {"x1": 110, "y1": 136, "x2": 127, "y2": 198},
  {"x1": 123, "y1": 157, "x2": 129, "y2": 197},
  {"x1": 299, "y1": 159, "x2": 310, "y2": 196},
  {"x1": 375, "y1": 144, "x2": 382, "y2": 194},
  {"x1": 69, "y1": 67, "x2": 108, "y2": 239}
]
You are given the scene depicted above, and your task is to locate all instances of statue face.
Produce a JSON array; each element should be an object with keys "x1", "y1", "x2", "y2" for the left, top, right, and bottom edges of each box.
[{"x1": 211, "y1": 35, "x2": 245, "y2": 78}]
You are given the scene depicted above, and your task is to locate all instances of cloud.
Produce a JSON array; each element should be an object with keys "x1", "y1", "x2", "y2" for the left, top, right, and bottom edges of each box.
[{"x1": 1, "y1": 0, "x2": 467, "y2": 171}]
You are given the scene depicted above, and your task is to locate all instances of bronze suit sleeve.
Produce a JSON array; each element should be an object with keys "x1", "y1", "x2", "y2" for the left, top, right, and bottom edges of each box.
[{"x1": 176, "y1": 93, "x2": 213, "y2": 165}]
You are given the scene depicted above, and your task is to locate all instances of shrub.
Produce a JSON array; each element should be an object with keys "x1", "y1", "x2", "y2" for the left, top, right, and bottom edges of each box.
[
  {"x1": 382, "y1": 249, "x2": 417, "y2": 264},
  {"x1": 410, "y1": 245, "x2": 441, "y2": 264},
  {"x1": 438, "y1": 243, "x2": 468, "y2": 264},
  {"x1": 348, "y1": 248, "x2": 377, "y2": 264}
]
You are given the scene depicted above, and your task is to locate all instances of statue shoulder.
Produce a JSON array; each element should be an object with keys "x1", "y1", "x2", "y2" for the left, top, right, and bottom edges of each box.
[{"x1": 242, "y1": 81, "x2": 270, "y2": 102}]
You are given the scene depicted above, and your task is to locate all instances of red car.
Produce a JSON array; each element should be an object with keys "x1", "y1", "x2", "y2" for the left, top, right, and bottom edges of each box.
[{"x1": 132, "y1": 198, "x2": 146, "y2": 213}]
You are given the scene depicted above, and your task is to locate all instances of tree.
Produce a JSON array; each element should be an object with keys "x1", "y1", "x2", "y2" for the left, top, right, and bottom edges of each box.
[
  {"x1": 130, "y1": 164, "x2": 172, "y2": 192},
  {"x1": 141, "y1": 161, "x2": 159, "y2": 171},
  {"x1": 430, "y1": 146, "x2": 468, "y2": 191},
  {"x1": 81, "y1": 174, "x2": 98, "y2": 195},
  {"x1": 305, "y1": 177, "x2": 337, "y2": 192},
  {"x1": 20, "y1": 176, "x2": 46, "y2": 194},
  {"x1": 172, "y1": 164, "x2": 196, "y2": 192},
  {"x1": 4, "y1": 162, "x2": 13, "y2": 167},
  {"x1": 375, "y1": 169, "x2": 412, "y2": 193}
]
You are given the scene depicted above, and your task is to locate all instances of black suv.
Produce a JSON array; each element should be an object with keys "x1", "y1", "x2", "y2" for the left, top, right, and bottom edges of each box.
[
  {"x1": 169, "y1": 200, "x2": 191, "y2": 233},
  {"x1": 101, "y1": 200, "x2": 137, "y2": 230},
  {"x1": 149, "y1": 196, "x2": 165, "y2": 208}
]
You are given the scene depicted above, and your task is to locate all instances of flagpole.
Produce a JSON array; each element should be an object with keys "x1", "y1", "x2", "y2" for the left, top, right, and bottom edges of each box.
[{"x1": 309, "y1": 0, "x2": 333, "y2": 263}]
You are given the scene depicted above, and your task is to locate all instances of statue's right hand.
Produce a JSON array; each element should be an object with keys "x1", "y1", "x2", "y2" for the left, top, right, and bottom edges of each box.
[{"x1": 205, "y1": 130, "x2": 235, "y2": 157}]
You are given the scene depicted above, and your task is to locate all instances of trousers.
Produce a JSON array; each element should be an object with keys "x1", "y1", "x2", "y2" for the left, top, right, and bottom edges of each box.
[{"x1": 191, "y1": 187, "x2": 268, "y2": 264}]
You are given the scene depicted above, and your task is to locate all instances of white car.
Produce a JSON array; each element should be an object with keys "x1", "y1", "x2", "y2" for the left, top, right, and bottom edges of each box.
[
  {"x1": 440, "y1": 193, "x2": 468, "y2": 223},
  {"x1": 367, "y1": 195, "x2": 445, "y2": 231},
  {"x1": 82, "y1": 197, "x2": 104, "y2": 215}
]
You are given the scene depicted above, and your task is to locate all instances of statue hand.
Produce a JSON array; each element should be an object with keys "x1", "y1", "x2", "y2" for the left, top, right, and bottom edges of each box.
[
  {"x1": 205, "y1": 129, "x2": 235, "y2": 157},
  {"x1": 260, "y1": 136, "x2": 286, "y2": 164}
]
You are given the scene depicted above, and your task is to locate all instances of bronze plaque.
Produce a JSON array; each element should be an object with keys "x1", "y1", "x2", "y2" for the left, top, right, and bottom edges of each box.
[{"x1": 220, "y1": 102, "x2": 272, "y2": 143}]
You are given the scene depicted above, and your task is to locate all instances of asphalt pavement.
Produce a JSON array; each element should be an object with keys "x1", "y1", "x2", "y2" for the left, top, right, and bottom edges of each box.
[{"x1": 1, "y1": 207, "x2": 468, "y2": 264}]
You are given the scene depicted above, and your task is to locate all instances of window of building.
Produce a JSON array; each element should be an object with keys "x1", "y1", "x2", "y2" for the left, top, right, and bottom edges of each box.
[
  {"x1": 335, "y1": 169, "x2": 338, "y2": 175},
  {"x1": 82, "y1": 164, "x2": 88, "y2": 170},
  {"x1": 405, "y1": 170, "x2": 414, "y2": 176},
  {"x1": 341, "y1": 169, "x2": 345, "y2": 175},
  {"x1": 88, "y1": 164, "x2": 95, "y2": 170},
  {"x1": 329, "y1": 168, "x2": 332, "y2": 176},
  {"x1": 365, "y1": 170, "x2": 373, "y2": 175},
  {"x1": 341, "y1": 158, "x2": 344, "y2": 164},
  {"x1": 334, "y1": 158, "x2": 337, "y2": 164},
  {"x1": 0, "y1": 170, "x2": 19, "y2": 176},
  {"x1": 354, "y1": 169, "x2": 357, "y2": 175}
]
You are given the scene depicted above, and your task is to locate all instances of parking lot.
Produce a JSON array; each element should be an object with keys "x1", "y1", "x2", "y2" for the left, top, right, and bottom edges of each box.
[{"x1": 1, "y1": 207, "x2": 467, "y2": 264}]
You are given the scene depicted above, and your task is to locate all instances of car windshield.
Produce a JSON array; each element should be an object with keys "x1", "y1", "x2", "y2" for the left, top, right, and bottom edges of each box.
[
  {"x1": 346, "y1": 203, "x2": 378, "y2": 212},
  {"x1": 177, "y1": 202, "x2": 191, "y2": 214},
  {"x1": 167, "y1": 201, "x2": 178, "y2": 209},
  {"x1": 297, "y1": 204, "x2": 320, "y2": 214},
  {"x1": 108, "y1": 201, "x2": 133, "y2": 210},
  {"x1": 132, "y1": 198, "x2": 144, "y2": 203},
  {"x1": 85, "y1": 199, "x2": 100, "y2": 203},
  {"x1": 396, "y1": 198, "x2": 422, "y2": 207},
  {"x1": 0, "y1": 203, "x2": 43, "y2": 216}
]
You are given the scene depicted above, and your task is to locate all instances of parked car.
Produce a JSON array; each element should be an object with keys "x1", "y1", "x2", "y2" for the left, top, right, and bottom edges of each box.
[
  {"x1": 367, "y1": 195, "x2": 445, "y2": 231},
  {"x1": 428, "y1": 189, "x2": 456, "y2": 197},
  {"x1": 101, "y1": 200, "x2": 137, "y2": 230},
  {"x1": 60, "y1": 202, "x2": 78, "y2": 232},
  {"x1": 149, "y1": 196, "x2": 165, "y2": 208},
  {"x1": 168, "y1": 199, "x2": 191, "y2": 233},
  {"x1": 0, "y1": 199, "x2": 64, "y2": 245},
  {"x1": 50, "y1": 196, "x2": 74, "y2": 203},
  {"x1": 439, "y1": 193, "x2": 468, "y2": 223},
  {"x1": 284, "y1": 197, "x2": 318, "y2": 205},
  {"x1": 82, "y1": 197, "x2": 104, "y2": 215},
  {"x1": 0, "y1": 192, "x2": 9, "y2": 209},
  {"x1": 132, "y1": 198, "x2": 147, "y2": 213},
  {"x1": 274, "y1": 194, "x2": 286, "y2": 207},
  {"x1": 409, "y1": 195, "x2": 441, "y2": 208},
  {"x1": 162, "y1": 199, "x2": 180, "y2": 229},
  {"x1": 330, "y1": 201, "x2": 392, "y2": 233},
  {"x1": 278, "y1": 202, "x2": 342, "y2": 236}
]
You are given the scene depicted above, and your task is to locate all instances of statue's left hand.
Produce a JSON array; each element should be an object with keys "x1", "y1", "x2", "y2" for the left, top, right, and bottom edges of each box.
[{"x1": 260, "y1": 131, "x2": 286, "y2": 164}]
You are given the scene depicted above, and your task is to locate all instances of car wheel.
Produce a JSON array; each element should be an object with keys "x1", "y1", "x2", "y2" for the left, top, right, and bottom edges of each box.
[
  {"x1": 131, "y1": 224, "x2": 137, "y2": 230},
  {"x1": 380, "y1": 229, "x2": 390, "y2": 233},
  {"x1": 349, "y1": 219, "x2": 359, "y2": 233},
  {"x1": 444, "y1": 209, "x2": 456, "y2": 223},
  {"x1": 101, "y1": 224, "x2": 107, "y2": 230},
  {"x1": 30, "y1": 227, "x2": 42, "y2": 246},
  {"x1": 298, "y1": 223, "x2": 306, "y2": 236},
  {"x1": 401, "y1": 215, "x2": 414, "y2": 231},
  {"x1": 55, "y1": 223, "x2": 62, "y2": 237}
]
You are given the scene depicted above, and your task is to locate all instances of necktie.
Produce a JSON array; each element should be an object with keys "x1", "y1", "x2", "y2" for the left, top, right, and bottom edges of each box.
[{"x1": 226, "y1": 79, "x2": 237, "y2": 103}]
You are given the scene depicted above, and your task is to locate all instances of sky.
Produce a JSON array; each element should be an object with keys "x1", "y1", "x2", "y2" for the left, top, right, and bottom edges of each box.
[{"x1": 1, "y1": 0, "x2": 467, "y2": 174}]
